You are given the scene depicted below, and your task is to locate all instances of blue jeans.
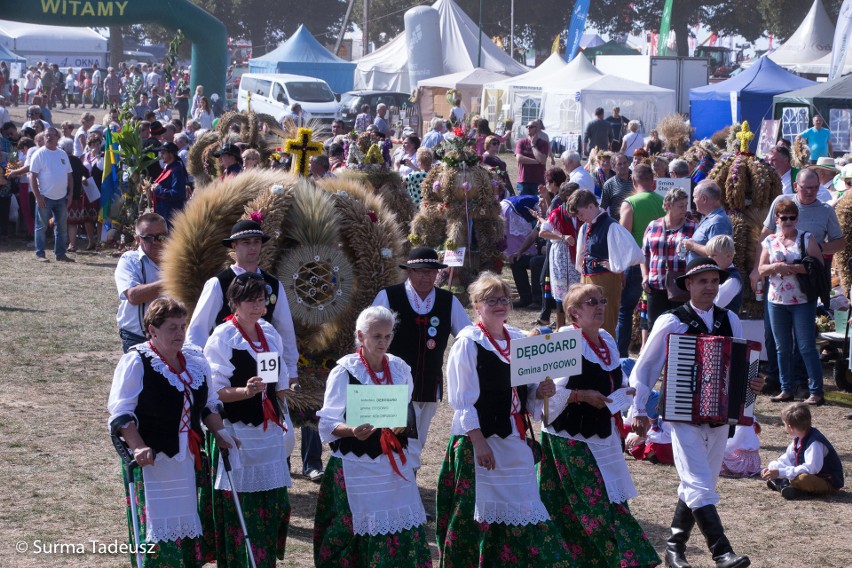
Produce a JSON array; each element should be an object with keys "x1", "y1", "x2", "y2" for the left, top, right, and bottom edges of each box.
[
  {"x1": 35, "y1": 196, "x2": 68, "y2": 259},
  {"x1": 119, "y1": 329, "x2": 147, "y2": 354},
  {"x1": 301, "y1": 426, "x2": 323, "y2": 474},
  {"x1": 516, "y1": 181, "x2": 539, "y2": 196},
  {"x1": 616, "y1": 265, "x2": 642, "y2": 357},
  {"x1": 768, "y1": 301, "x2": 824, "y2": 397}
]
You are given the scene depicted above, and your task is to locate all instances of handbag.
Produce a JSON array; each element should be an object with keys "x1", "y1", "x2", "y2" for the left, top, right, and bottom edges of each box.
[
  {"x1": 795, "y1": 232, "x2": 830, "y2": 305},
  {"x1": 663, "y1": 221, "x2": 690, "y2": 302}
]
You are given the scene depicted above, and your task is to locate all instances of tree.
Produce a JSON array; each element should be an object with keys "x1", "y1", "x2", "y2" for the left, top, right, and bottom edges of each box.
[
  {"x1": 758, "y1": 0, "x2": 844, "y2": 42},
  {"x1": 587, "y1": 0, "x2": 767, "y2": 56}
]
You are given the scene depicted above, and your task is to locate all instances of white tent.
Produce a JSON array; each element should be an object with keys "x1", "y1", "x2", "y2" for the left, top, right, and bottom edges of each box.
[
  {"x1": 541, "y1": 71, "x2": 676, "y2": 145},
  {"x1": 416, "y1": 68, "x2": 510, "y2": 135},
  {"x1": 742, "y1": 0, "x2": 834, "y2": 70},
  {"x1": 480, "y1": 53, "x2": 568, "y2": 133},
  {"x1": 0, "y1": 20, "x2": 107, "y2": 68},
  {"x1": 353, "y1": 0, "x2": 527, "y2": 93},
  {"x1": 794, "y1": 48, "x2": 852, "y2": 76}
]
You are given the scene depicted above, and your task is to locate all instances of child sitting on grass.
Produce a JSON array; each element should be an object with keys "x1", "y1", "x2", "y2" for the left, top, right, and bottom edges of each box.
[
  {"x1": 720, "y1": 422, "x2": 761, "y2": 478},
  {"x1": 761, "y1": 402, "x2": 844, "y2": 500}
]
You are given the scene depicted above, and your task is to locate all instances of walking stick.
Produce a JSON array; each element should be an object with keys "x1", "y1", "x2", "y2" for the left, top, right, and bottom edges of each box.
[
  {"x1": 111, "y1": 434, "x2": 144, "y2": 568},
  {"x1": 220, "y1": 447, "x2": 257, "y2": 568}
]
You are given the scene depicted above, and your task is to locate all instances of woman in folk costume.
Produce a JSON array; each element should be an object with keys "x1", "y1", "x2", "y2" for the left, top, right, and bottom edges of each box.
[
  {"x1": 436, "y1": 272, "x2": 569, "y2": 567},
  {"x1": 108, "y1": 298, "x2": 238, "y2": 567},
  {"x1": 539, "y1": 284, "x2": 661, "y2": 567},
  {"x1": 314, "y1": 306, "x2": 431, "y2": 568},
  {"x1": 203, "y1": 273, "x2": 295, "y2": 567}
]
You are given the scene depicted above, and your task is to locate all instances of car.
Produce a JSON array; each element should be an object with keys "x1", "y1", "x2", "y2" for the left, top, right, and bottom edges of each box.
[{"x1": 338, "y1": 90, "x2": 415, "y2": 131}]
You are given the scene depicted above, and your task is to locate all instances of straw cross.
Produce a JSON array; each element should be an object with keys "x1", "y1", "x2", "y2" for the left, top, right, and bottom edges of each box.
[
  {"x1": 285, "y1": 128, "x2": 323, "y2": 177},
  {"x1": 736, "y1": 121, "x2": 754, "y2": 153}
]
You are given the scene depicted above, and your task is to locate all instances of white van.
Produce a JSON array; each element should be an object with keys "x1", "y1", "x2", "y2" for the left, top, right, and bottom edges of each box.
[{"x1": 237, "y1": 73, "x2": 339, "y2": 124}]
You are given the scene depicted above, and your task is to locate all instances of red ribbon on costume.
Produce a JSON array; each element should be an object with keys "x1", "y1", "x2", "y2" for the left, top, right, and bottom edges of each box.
[
  {"x1": 261, "y1": 392, "x2": 287, "y2": 432},
  {"x1": 380, "y1": 428, "x2": 408, "y2": 481},
  {"x1": 511, "y1": 387, "x2": 527, "y2": 440},
  {"x1": 187, "y1": 428, "x2": 204, "y2": 470}
]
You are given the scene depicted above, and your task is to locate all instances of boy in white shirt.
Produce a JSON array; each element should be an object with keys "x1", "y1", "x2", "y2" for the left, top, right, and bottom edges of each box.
[{"x1": 762, "y1": 402, "x2": 844, "y2": 500}]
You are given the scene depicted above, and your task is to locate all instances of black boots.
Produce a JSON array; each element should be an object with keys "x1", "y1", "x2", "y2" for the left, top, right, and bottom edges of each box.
[
  {"x1": 692, "y1": 504, "x2": 751, "y2": 568},
  {"x1": 664, "y1": 500, "x2": 696, "y2": 568}
]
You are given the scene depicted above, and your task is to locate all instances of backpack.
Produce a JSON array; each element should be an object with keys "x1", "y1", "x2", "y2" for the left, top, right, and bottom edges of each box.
[{"x1": 796, "y1": 232, "x2": 830, "y2": 305}]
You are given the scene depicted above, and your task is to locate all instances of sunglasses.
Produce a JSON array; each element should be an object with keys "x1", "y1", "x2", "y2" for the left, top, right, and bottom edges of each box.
[
  {"x1": 778, "y1": 215, "x2": 798, "y2": 222},
  {"x1": 489, "y1": 141, "x2": 499, "y2": 146},
  {"x1": 583, "y1": 297, "x2": 608, "y2": 306},
  {"x1": 483, "y1": 296, "x2": 510, "y2": 307},
  {"x1": 138, "y1": 233, "x2": 168, "y2": 242}
]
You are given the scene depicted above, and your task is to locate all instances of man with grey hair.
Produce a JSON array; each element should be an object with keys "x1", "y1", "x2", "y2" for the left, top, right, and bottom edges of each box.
[
  {"x1": 681, "y1": 180, "x2": 732, "y2": 262},
  {"x1": 600, "y1": 153, "x2": 634, "y2": 222},
  {"x1": 30, "y1": 127, "x2": 73, "y2": 262},
  {"x1": 561, "y1": 150, "x2": 594, "y2": 192},
  {"x1": 373, "y1": 103, "x2": 392, "y2": 137},
  {"x1": 668, "y1": 158, "x2": 690, "y2": 178},
  {"x1": 422, "y1": 117, "x2": 445, "y2": 149}
]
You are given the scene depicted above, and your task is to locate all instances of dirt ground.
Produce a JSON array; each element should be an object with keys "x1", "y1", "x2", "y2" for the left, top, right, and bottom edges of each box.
[{"x1": 1, "y1": 104, "x2": 851, "y2": 567}]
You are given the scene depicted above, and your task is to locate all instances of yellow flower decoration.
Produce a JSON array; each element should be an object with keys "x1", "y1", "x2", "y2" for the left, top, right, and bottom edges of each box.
[
  {"x1": 736, "y1": 121, "x2": 754, "y2": 154},
  {"x1": 364, "y1": 143, "x2": 384, "y2": 165}
]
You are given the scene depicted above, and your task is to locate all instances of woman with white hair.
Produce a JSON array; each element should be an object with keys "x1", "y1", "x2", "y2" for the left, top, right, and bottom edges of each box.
[
  {"x1": 620, "y1": 120, "x2": 644, "y2": 157},
  {"x1": 314, "y1": 306, "x2": 430, "y2": 567}
]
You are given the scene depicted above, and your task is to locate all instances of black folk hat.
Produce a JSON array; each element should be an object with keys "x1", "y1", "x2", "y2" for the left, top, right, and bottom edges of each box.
[
  {"x1": 222, "y1": 220, "x2": 271, "y2": 247},
  {"x1": 675, "y1": 256, "x2": 729, "y2": 290},
  {"x1": 399, "y1": 247, "x2": 448, "y2": 270}
]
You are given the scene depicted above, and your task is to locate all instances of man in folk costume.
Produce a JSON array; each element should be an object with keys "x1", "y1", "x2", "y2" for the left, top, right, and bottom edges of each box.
[
  {"x1": 212, "y1": 144, "x2": 243, "y2": 180},
  {"x1": 630, "y1": 257, "x2": 763, "y2": 568},
  {"x1": 371, "y1": 247, "x2": 471, "y2": 473},
  {"x1": 186, "y1": 219, "x2": 324, "y2": 480}
]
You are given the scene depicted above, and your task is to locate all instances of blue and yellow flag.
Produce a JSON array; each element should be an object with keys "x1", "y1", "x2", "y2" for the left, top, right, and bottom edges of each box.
[{"x1": 99, "y1": 128, "x2": 119, "y2": 226}]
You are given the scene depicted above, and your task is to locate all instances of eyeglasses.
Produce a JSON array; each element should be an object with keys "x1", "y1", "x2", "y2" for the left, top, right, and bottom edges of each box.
[
  {"x1": 582, "y1": 297, "x2": 608, "y2": 306},
  {"x1": 489, "y1": 141, "x2": 500, "y2": 146},
  {"x1": 797, "y1": 185, "x2": 820, "y2": 191},
  {"x1": 526, "y1": 124, "x2": 537, "y2": 129},
  {"x1": 483, "y1": 296, "x2": 510, "y2": 307},
  {"x1": 778, "y1": 215, "x2": 798, "y2": 222},
  {"x1": 235, "y1": 272, "x2": 264, "y2": 282},
  {"x1": 138, "y1": 233, "x2": 168, "y2": 242}
]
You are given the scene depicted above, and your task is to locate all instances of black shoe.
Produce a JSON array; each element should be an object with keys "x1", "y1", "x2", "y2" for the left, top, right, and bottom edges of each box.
[
  {"x1": 692, "y1": 504, "x2": 750, "y2": 568},
  {"x1": 770, "y1": 392, "x2": 794, "y2": 403},
  {"x1": 766, "y1": 478, "x2": 789, "y2": 492},
  {"x1": 781, "y1": 485, "x2": 806, "y2": 500},
  {"x1": 664, "y1": 500, "x2": 695, "y2": 568},
  {"x1": 55, "y1": 255, "x2": 76, "y2": 263}
]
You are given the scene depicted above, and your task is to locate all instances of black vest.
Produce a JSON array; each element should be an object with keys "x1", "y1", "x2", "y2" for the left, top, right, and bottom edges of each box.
[
  {"x1": 583, "y1": 214, "x2": 616, "y2": 275},
  {"x1": 669, "y1": 303, "x2": 733, "y2": 337},
  {"x1": 551, "y1": 355, "x2": 621, "y2": 438},
  {"x1": 133, "y1": 347, "x2": 208, "y2": 458},
  {"x1": 473, "y1": 344, "x2": 529, "y2": 439},
  {"x1": 795, "y1": 427, "x2": 844, "y2": 489},
  {"x1": 723, "y1": 267, "x2": 744, "y2": 316},
  {"x1": 329, "y1": 371, "x2": 415, "y2": 458},
  {"x1": 221, "y1": 348, "x2": 281, "y2": 426},
  {"x1": 214, "y1": 268, "x2": 279, "y2": 326},
  {"x1": 385, "y1": 283, "x2": 453, "y2": 402}
]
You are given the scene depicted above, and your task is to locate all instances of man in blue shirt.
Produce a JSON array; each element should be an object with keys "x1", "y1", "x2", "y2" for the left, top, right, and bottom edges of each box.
[
  {"x1": 798, "y1": 116, "x2": 833, "y2": 162},
  {"x1": 681, "y1": 180, "x2": 732, "y2": 262}
]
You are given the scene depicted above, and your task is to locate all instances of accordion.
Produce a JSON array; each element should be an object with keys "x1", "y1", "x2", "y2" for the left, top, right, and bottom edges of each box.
[{"x1": 661, "y1": 334, "x2": 761, "y2": 425}]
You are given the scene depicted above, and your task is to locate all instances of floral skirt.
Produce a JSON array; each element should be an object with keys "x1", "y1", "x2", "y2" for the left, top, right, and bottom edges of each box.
[
  {"x1": 436, "y1": 435, "x2": 571, "y2": 568},
  {"x1": 208, "y1": 436, "x2": 290, "y2": 567},
  {"x1": 120, "y1": 458, "x2": 214, "y2": 568},
  {"x1": 720, "y1": 449, "x2": 761, "y2": 478},
  {"x1": 314, "y1": 456, "x2": 432, "y2": 568},
  {"x1": 68, "y1": 195, "x2": 99, "y2": 223},
  {"x1": 538, "y1": 433, "x2": 660, "y2": 567}
]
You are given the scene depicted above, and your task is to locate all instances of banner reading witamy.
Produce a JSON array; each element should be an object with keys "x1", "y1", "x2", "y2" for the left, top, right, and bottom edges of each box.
[{"x1": 510, "y1": 329, "x2": 582, "y2": 387}]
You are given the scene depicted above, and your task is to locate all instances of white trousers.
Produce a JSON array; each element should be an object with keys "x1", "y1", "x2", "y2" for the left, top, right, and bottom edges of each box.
[
  {"x1": 671, "y1": 422, "x2": 729, "y2": 509},
  {"x1": 407, "y1": 401, "x2": 439, "y2": 472}
]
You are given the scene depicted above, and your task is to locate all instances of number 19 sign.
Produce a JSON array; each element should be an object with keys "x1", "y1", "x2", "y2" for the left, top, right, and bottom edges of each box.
[{"x1": 510, "y1": 329, "x2": 582, "y2": 386}]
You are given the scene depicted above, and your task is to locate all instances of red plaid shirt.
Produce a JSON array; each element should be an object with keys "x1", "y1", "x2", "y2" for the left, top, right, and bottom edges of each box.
[{"x1": 642, "y1": 218, "x2": 696, "y2": 290}]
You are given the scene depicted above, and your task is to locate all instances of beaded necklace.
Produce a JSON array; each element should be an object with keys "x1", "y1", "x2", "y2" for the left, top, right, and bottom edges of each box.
[
  {"x1": 477, "y1": 321, "x2": 511, "y2": 360},
  {"x1": 357, "y1": 347, "x2": 392, "y2": 385}
]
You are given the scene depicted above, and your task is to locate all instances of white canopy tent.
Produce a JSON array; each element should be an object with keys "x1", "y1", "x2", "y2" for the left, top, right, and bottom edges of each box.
[
  {"x1": 0, "y1": 20, "x2": 107, "y2": 68},
  {"x1": 741, "y1": 0, "x2": 834, "y2": 70},
  {"x1": 353, "y1": 0, "x2": 527, "y2": 93},
  {"x1": 480, "y1": 53, "x2": 568, "y2": 135},
  {"x1": 416, "y1": 68, "x2": 510, "y2": 135},
  {"x1": 795, "y1": 48, "x2": 852, "y2": 76},
  {"x1": 541, "y1": 72, "x2": 676, "y2": 145}
]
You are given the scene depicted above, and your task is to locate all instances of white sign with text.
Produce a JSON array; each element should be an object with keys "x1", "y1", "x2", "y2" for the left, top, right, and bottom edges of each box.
[
  {"x1": 654, "y1": 177, "x2": 692, "y2": 210},
  {"x1": 510, "y1": 329, "x2": 582, "y2": 386}
]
